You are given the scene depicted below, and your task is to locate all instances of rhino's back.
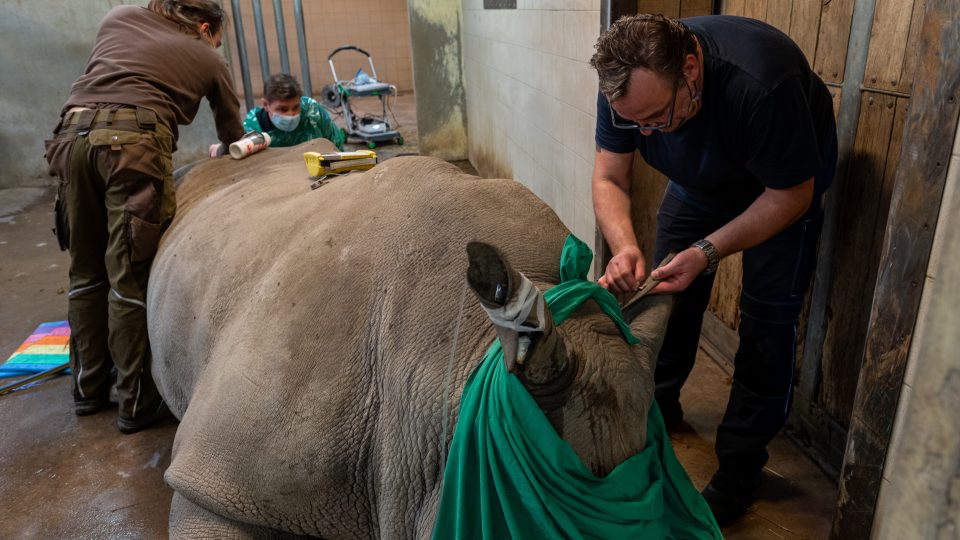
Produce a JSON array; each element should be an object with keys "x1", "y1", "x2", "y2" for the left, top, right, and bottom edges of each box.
[{"x1": 148, "y1": 146, "x2": 569, "y2": 536}]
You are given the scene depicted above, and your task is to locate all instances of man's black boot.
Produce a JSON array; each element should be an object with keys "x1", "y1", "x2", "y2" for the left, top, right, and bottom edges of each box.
[
  {"x1": 74, "y1": 394, "x2": 113, "y2": 416},
  {"x1": 117, "y1": 401, "x2": 173, "y2": 434},
  {"x1": 700, "y1": 472, "x2": 762, "y2": 526},
  {"x1": 74, "y1": 384, "x2": 114, "y2": 416}
]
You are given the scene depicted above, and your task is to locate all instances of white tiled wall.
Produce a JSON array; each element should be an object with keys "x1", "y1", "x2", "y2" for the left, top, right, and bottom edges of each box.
[{"x1": 462, "y1": 0, "x2": 601, "y2": 252}]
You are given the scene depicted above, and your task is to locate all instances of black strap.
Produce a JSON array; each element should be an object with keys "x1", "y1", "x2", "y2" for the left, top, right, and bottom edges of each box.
[
  {"x1": 76, "y1": 109, "x2": 96, "y2": 130},
  {"x1": 135, "y1": 107, "x2": 157, "y2": 130},
  {"x1": 256, "y1": 108, "x2": 275, "y2": 131}
]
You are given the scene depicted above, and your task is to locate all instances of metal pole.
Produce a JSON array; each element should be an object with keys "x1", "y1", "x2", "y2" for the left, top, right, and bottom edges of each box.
[
  {"x1": 293, "y1": 0, "x2": 312, "y2": 97},
  {"x1": 796, "y1": 0, "x2": 879, "y2": 408},
  {"x1": 594, "y1": 0, "x2": 615, "y2": 280},
  {"x1": 231, "y1": 0, "x2": 255, "y2": 110},
  {"x1": 251, "y1": 0, "x2": 271, "y2": 85},
  {"x1": 0, "y1": 363, "x2": 70, "y2": 396},
  {"x1": 272, "y1": 0, "x2": 290, "y2": 74}
]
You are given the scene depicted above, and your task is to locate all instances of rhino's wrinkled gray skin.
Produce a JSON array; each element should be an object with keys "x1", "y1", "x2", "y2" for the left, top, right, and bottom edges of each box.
[{"x1": 148, "y1": 139, "x2": 673, "y2": 538}]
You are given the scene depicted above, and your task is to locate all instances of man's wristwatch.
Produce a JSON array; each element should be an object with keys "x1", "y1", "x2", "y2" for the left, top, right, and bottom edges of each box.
[{"x1": 691, "y1": 239, "x2": 720, "y2": 274}]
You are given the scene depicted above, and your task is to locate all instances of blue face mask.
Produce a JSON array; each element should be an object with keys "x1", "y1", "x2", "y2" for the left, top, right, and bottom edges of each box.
[{"x1": 269, "y1": 112, "x2": 300, "y2": 132}]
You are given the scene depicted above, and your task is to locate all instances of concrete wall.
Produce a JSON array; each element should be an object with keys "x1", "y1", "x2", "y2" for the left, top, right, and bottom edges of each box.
[
  {"x1": 225, "y1": 0, "x2": 414, "y2": 103},
  {"x1": 2, "y1": 1, "x2": 227, "y2": 189},
  {"x1": 461, "y1": 0, "x2": 600, "y2": 255},
  {"x1": 872, "y1": 118, "x2": 960, "y2": 537},
  {"x1": 408, "y1": 0, "x2": 469, "y2": 160}
]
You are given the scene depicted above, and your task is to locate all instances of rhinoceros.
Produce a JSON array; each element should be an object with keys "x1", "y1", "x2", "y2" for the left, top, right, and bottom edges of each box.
[{"x1": 148, "y1": 139, "x2": 674, "y2": 537}]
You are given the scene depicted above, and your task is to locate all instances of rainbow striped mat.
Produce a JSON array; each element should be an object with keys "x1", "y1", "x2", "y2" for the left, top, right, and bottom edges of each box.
[{"x1": 0, "y1": 321, "x2": 70, "y2": 377}]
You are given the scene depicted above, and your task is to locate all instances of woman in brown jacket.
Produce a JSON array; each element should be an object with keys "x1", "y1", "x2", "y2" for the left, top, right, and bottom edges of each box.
[{"x1": 45, "y1": 0, "x2": 245, "y2": 433}]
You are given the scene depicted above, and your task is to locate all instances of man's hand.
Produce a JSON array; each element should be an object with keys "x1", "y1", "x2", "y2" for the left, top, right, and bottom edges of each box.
[
  {"x1": 598, "y1": 246, "x2": 647, "y2": 295},
  {"x1": 208, "y1": 143, "x2": 225, "y2": 158},
  {"x1": 651, "y1": 247, "x2": 708, "y2": 293},
  {"x1": 593, "y1": 148, "x2": 642, "y2": 297}
]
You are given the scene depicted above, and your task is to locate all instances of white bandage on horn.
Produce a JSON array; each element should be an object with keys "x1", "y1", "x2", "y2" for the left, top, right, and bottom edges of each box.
[{"x1": 480, "y1": 274, "x2": 546, "y2": 333}]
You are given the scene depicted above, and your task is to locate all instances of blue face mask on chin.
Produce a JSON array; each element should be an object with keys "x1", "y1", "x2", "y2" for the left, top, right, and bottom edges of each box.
[{"x1": 269, "y1": 112, "x2": 301, "y2": 132}]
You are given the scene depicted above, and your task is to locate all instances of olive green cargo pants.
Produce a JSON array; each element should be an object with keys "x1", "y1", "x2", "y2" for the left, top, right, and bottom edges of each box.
[{"x1": 45, "y1": 108, "x2": 175, "y2": 420}]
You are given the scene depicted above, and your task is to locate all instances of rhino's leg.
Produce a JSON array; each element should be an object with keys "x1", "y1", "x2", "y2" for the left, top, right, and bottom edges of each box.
[{"x1": 169, "y1": 492, "x2": 306, "y2": 539}]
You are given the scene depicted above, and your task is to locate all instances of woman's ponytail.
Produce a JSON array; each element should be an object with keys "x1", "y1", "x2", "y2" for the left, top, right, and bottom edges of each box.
[{"x1": 147, "y1": 0, "x2": 226, "y2": 38}]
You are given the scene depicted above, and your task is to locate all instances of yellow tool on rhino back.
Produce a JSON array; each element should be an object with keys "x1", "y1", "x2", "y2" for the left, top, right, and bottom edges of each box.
[{"x1": 303, "y1": 149, "x2": 377, "y2": 177}]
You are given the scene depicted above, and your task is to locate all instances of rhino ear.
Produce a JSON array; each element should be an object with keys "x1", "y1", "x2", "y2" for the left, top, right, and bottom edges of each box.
[
  {"x1": 466, "y1": 242, "x2": 513, "y2": 307},
  {"x1": 466, "y1": 242, "x2": 553, "y2": 372}
]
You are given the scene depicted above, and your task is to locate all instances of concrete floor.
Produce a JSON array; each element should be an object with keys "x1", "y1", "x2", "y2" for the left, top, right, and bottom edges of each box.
[
  {"x1": 0, "y1": 188, "x2": 178, "y2": 539},
  {"x1": 0, "y1": 92, "x2": 835, "y2": 538}
]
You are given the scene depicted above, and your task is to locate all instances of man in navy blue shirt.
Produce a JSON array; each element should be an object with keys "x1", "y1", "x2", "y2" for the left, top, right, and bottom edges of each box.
[{"x1": 590, "y1": 14, "x2": 837, "y2": 524}]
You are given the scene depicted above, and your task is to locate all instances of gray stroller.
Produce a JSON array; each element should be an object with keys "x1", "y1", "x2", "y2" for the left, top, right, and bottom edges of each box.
[{"x1": 320, "y1": 45, "x2": 403, "y2": 149}]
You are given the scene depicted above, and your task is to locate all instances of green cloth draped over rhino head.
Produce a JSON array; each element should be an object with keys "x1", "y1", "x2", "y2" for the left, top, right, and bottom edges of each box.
[{"x1": 433, "y1": 234, "x2": 722, "y2": 539}]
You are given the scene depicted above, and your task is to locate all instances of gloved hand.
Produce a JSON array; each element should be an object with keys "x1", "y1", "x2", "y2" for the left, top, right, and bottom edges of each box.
[{"x1": 208, "y1": 143, "x2": 227, "y2": 158}]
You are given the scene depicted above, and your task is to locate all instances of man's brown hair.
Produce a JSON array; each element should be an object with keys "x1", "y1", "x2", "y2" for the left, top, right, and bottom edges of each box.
[
  {"x1": 590, "y1": 14, "x2": 698, "y2": 101},
  {"x1": 264, "y1": 73, "x2": 302, "y2": 102}
]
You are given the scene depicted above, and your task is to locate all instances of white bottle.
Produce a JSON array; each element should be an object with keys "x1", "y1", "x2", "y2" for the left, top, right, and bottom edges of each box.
[{"x1": 229, "y1": 132, "x2": 272, "y2": 160}]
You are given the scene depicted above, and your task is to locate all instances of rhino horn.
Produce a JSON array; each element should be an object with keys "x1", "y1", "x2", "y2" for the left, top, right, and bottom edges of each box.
[
  {"x1": 466, "y1": 241, "x2": 556, "y2": 374},
  {"x1": 622, "y1": 253, "x2": 676, "y2": 346},
  {"x1": 623, "y1": 293, "x2": 675, "y2": 390}
]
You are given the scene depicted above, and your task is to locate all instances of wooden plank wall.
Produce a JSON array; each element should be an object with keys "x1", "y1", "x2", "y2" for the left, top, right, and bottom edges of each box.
[
  {"x1": 813, "y1": 0, "x2": 924, "y2": 431},
  {"x1": 626, "y1": 0, "x2": 927, "y2": 474},
  {"x1": 817, "y1": 93, "x2": 910, "y2": 425},
  {"x1": 832, "y1": 0, "x2": 958, "y2": 534},
  {"x1": 715, "y1": 0, "x2": 924, "y2": 454},
  {"x1": 710, "y1": 0, "x2": 853, "y2": 334}
]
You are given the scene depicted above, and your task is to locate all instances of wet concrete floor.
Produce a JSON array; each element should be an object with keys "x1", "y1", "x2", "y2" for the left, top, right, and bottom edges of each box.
[{"x1": 0, "y1": 92, "x2": 833, "y2": 538}]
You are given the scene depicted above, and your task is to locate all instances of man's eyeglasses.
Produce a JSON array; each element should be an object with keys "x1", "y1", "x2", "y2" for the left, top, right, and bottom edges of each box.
[{"x1": 609, "y1": 81, "x2": 681, "y2": 132}]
